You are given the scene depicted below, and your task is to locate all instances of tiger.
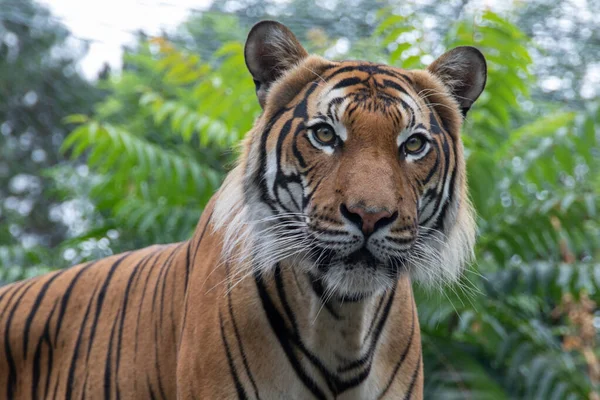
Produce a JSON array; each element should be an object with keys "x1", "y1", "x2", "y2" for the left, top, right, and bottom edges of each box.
[{"x1": 0, "y1": 20, "x2": 486, "y2": 399}]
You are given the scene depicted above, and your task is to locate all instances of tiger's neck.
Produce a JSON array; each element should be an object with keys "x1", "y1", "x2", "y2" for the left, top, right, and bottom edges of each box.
[
  {"x1": 246, "y1": 263, "x2": 421, "y2": 398},
  {"x1": 259, "y1": 265, "x2": 393, "y2": 365}
]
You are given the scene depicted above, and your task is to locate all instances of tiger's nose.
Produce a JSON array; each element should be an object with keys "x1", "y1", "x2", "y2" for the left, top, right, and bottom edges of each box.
[{"x1": 340, "y1": 204, "x2": 398, "y2": 236}]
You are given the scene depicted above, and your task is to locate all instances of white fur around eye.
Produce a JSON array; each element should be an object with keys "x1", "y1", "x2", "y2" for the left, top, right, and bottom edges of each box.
[
  {"x1": 396, "y1": 128, "x2": 411, "y2": 148},
  {"x1": 397, "y1": 129, "x2": 432, "y2": 162},
  {"x1": 405, "y1": 142, "x2": 431, "y2": 162},
  {"x1": 306, "y1": 121, "x2": 339, "y2": 155},
  {"x1": 307, "y1": 131, "x2": 335, "y2": 155},
  {"x1": 331, "y1": 120, "x2": 347, "y2": 142}
]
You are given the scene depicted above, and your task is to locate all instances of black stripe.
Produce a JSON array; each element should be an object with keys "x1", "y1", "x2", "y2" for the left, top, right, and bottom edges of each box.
[
  {"x1": 65, "y1": 285, "x2": 98, "y2": 400},
  {"x1": 130, "y1": 252, "x2": 162, "y2": 395},
  {"x1": 308, "y1": 275, "x2": 341, "y2": 320},
  {"x1": 399, "y1": 98, "x2": 416, "y2": 123},
  {"x1": 189, "y1": 208, "x2": 213, "y2": 277},
  {"x1": 274, "y1": 267, "x2": 299, "y2": 334},
  {"x1": 86, "y1": 253, "x2": 132, "y2": 363},
  {"x1": 431, "y1": 103, "x2": 453, "y2": 134},
  {"x1": 80, "y1": 374, "x2": 89, "y2": 400},
  {"x1": 255, "y1": 271, "x2": 328, "y2": 400},
  {"x1": 291, "y1": 122, "x2": 308, "y2": 169},
  {"x1": 154, "y1": 248, "x2": 176, "y2": 326},
  {"x1": 429, "y1": 112, "x2": 442, "y2": 135},
  {"x1": 336, "y1": 285, "x2": 396, "y2": 375},
  {"x1": 219, "y1": 311, "x2": 249, "y2": 400},
  {"x1": 256, "y1": 107, "x2": 291, "y2": 210},
  {"x1": 326, "y1": 97, "x2": 345, "y2": 122},
  {"x1": 0, "y1": 283, "x2": 14, "y2": 305},
  {"x1": 322, "y1": 64, "x2": 415, "y2": 95},
  {"x1": 4, "y1": 280, "x2": 36, "y2": 399},
  {"x1": 421, "y1": 141, "x2": 440, "y2": 186},
  {"x1": 387, "y1": 236, "x2": 416, "y2": 245},
  {"x1": 104, "y1": 307, "x2": 121, "y2": 400},
  {"x1": 23, "y1": 270, "x2": 65, "y2": 359},
  {"x1": 184, "y1": 241, "x2": 192, "y2": 292},
  {"x1": 147, "y1": 375, "x2": 158, "y2": 400},
  {"x1": 346, "y1": 102, "x2": 359, "y2": 119},
  {"x1": 434, "y1": 165, "x2": 457, "y2": 232},
  {"x1": 153, "y1": 326, "x2": 169, "y2": 400},
  {"x1": 158, "y1": 244, "x2": 184, "y2": 344},
  {"x1": 377, "y1": 305, "x2": 416, "y2": 399},
  {"x1": 54, "y1": 261, "x2": 99, "y2": 342},
  {"x1": 134, "y1": 250, "x2": 163, "y2": 361},
  {"x1": 382, "y1": 79, "x2": 410, "y2": 96},
  {"x1": 420, "y1": 135, "x2": 451, "y2": 227},
  {"x1": 403, "y1": 352, "x2": 422, "y2": 400},
  {"x1": 260, "y1": 268, "x2": 398, "y2": 396},
  {"x1": 323, "y1": 64, "x2": 396, "y2": 81},
  {"x1": 266, "y1": 267, "x2": 373, "y2": 395},
  {"x1": 0, "y1": 281, "x2": 28, "y2": 321},
  {"x1": 129, "y1": 248, "x2": 160, "y2": 396},
  {"x1": 32, "y1": 299, "x2": 59, "y2": 399},
  {"x1": 225, "y1": 263, "x2": 261, "y2": 399},
  {"x1": 115, "y1": 250, "x2": 158, "y2": 400},
  {"x1": 362, "y1": 293, "x2": 386, "y2": 346},
  {"x1": 168, "y1": 249, "x2": 180, "y2": 344},
  {"x1": 377, "y1": 66, "x2": 415, "y2": 85},
  {"x1": 331, "y1": 77, "x2": 364, "y2": 91},
  {"x1": 433, "y1": 127, "x2": 459, "y2": 232},
  {"x1": 272, "y1": 117, "x2": 299, "y2": 214},
  {"x1": 151, "y1": 246, "x2": 182, "y2": 400},
  {"x1": 302, "y1": 173, "x2": 326, "y2": 209}
]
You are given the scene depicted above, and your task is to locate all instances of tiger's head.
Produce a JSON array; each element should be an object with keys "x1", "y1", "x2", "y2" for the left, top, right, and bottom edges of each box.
[{"x1": 214, "y1": 21, "x2": 486, "y2": 300}]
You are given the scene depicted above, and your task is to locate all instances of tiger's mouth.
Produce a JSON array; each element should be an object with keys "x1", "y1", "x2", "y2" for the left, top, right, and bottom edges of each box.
[
  {"x1": 308, "y1": 245, "x2": 406, "y2": 299},
  {"x1": 343, "y1": 248, "x2": 379, "y2": 268},
  {"x1": 312, "y1": 245, "x2": 408, "y2": 274}
]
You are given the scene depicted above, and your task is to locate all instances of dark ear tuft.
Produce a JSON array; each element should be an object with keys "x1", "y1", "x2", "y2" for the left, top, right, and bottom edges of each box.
[
  {"x1": 244, "y1": 21, "x2": 308, "y2": 108},
  {"x1": 427, "y1": 46, "x2": 487, "y2": 116}
]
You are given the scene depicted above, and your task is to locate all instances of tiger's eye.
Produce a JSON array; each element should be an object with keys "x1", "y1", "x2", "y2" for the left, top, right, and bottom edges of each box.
[
  {"x1": 405, "y1": 135, "x2": 426, "y2": 154},
  {"x1": 314, "y1": 125, "x2": 336, "y2": 145}
]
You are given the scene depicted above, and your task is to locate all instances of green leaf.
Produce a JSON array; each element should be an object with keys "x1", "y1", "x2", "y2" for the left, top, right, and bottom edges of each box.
[{"x1": 62, "y1": 114, "x2": 89, "y2": 124}]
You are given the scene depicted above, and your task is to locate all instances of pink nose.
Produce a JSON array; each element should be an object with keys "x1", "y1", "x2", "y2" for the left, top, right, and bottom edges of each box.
[{"x1": 342, "y1": 205, "x2": 396, "y2": 235}]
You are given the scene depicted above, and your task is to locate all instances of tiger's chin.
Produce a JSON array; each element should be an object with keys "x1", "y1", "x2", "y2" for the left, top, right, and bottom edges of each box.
[{"x1": 309, "y1": 248, "x2": 405, "y2": 301}]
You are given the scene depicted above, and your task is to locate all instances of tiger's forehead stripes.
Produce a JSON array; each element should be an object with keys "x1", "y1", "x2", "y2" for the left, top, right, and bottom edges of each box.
[
  {"x1": 258, "y1": 72, "x2": 445, "y2": 171},
  {"x1": 291, "y1": 64, "x2": 442, "y2": 150},
  {"x1": 263, "y1": 62, "x2": 420, "y2": 125},
  {"x1": 259, "y1": 65, "x2": 452, "y2": 167},
  {"x1": 319, "y1": 64, "x2": 418, "y2": 103}
]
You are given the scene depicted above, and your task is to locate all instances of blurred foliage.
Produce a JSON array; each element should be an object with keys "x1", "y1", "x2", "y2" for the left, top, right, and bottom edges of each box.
[
  {"x1": 1, "y1": 0, "x2": 599, "y2": 398},
  {"x1": 0, "y1": 0, "x2": 101, "y2": 282},
  {"x1": 59, "y1": 38, "x2": 259, "y2": 252},
  {"x1": 515, "y1": 0, "x2": 600, "y2": 106},
  {"x1": 181, "y1": 0, "x2": 600, "y2": 103}
]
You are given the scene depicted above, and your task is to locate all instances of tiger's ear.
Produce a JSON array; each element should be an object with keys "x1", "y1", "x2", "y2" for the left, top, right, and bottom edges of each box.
[
  {"x1": 427, "y1": 46, "x2": 487, "y2": 116},
  {"x1": 244, "y1": 20, "x2": 308, "y2": 108}
]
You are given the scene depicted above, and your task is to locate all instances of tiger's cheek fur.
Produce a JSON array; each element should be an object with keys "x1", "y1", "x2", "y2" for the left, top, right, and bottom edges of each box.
[{"x1": 291, "y1": 132, "x2": 340, "y2": 213}]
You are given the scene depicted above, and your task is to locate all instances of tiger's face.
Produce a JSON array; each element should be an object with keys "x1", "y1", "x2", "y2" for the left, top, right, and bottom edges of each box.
[
  {"x1": 216, "y1": 22, "x2": 486, "y2": 300},
  {"x1": 283, "y1": 66, "x2": 453, "y2": 298}
]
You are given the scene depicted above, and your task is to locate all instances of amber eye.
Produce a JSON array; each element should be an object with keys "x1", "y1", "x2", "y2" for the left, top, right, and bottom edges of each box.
[
  {"x1": 405, "y1": 135, "x2": 426, "y2": 154},
  {"x1": 312, "y1": 124, "x2": 337, "y2": 146}
]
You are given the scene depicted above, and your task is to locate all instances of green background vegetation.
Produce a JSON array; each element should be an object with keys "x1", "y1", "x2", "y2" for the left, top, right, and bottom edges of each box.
[{"x1": 1, "y1": 0, "x2": 599, "y2": 397}]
